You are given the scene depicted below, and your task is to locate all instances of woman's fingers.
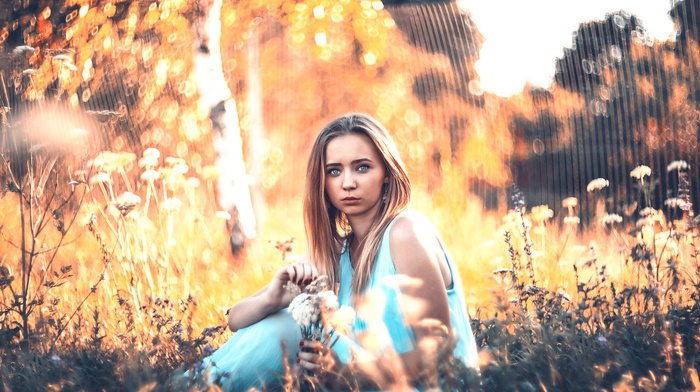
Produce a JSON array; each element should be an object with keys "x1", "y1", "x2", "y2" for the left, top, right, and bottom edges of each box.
[
  {"x1": 285, "y1": 262, "x2": 319, "y2": 286},
  {"x1": 297, "y1": 340, "x2": 335, "y2": 377}
]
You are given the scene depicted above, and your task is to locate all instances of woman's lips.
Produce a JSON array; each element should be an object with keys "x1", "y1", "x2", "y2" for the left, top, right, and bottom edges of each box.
[{"x1": 341, "y1": 197, "x2": 360, "y2": 205}]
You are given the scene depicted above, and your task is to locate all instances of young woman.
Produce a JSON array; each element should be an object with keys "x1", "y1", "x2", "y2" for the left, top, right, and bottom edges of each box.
[{"x1": 196, "y1": 113, "x2": 479, "y2": 390}]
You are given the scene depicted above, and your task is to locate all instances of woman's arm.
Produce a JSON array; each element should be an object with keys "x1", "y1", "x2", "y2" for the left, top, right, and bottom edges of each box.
[{"x1": 227, "y1": 260, "x2": 318, "y2": 332}]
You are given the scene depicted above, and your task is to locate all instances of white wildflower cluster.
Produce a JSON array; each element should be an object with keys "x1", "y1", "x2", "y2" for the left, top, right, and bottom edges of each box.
[
  {"x1": 630, "y1": 165, "x2": 651, "y2": 180},
  {"x1": 667, "y1": 160, "x2": 689, "y2": 172},
  {"x1": 602, "y1": 213, "x2": 623, "y2": 226},
  {"x1": 290, "y1": 293, "x2": 320, "y2": 328},
  {"x1": 586, "y1": 178, "x2": 609, "y2": 192},
  {"x1": 288, "y1": 276, "x2": 352, "y2": 345}
]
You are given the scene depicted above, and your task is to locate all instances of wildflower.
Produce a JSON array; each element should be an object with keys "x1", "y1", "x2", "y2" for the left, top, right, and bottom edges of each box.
[
  {"x1": 289, "y1": 276, "x2": 345, "y2": 352},
  {"x1": 328, "y1": 306, "x2": 356, "y2": 335},
  {"x1": 664, "y1": 197, "x2": 688, "y2": 209},
  {"x1": 165, "y1": 157, "x2": 186, "y2": 166},
  {"x1": 596, "y1": 335, "x2": 608, "y2": 346},
  {"x1": 530, "y1": 205, "x2": 553, "y2": 223},
  {"x1": 186, "y1": 177, "x2": 201, "y2": 188},
  {"x1": 667, "y1": 160, "x2": 689, "y2": 172},
  {"x1": 88, "y1": 172, "x2": 111, "y2": 185},
  {"x1": 192, "y1": 360, "x2": 204, "y2": 374},
  {"x1": 13, "y1": 45, "x2": 35, "y2": 54},
  {"x1": 639, "y1": 207, "x2": 657, "y2": 217},
  {"x1": 117, "y1": 192, "x2": 141, "y2": 206},
  {"x1": 162, "y1": 197, "x2": 182, "y2": 212},
  {"x1": 559, "y1": 292, "x2": 572, "y2": 302},
  {"x1": 139, "y1": 156, "x2": 159, "y2": 169},
  {"x1": 203, "y1": 344, "x2": 214, "y2": 357},
  {"x1": 602, "y1": 213, "x2": 623, "y2": 225},
  {"x1": 586, "y1": 178, "x2": 609, "y2": 192},
  {"x1": 143, "y1": 147, "x2": 161, "y2": 159},
  {"x1": 50, "y1": 354, "x2": 61, "y2": 364},
  {"x1": 630, "y1": 165, "x2": 651, "y2": 180},
  {"x1": 636, "y1": 217, "x2": 652, "y2": 227},
  {"x1": 201, "y1": 166, "x2": 221, "y2": 181},
  {"x1": 564, "y1": 216, "x2": 580, "y2": 225},
  {"x1": 61, "y1": 62, "x2": 78, "y2": 71},
  {"x1": 140, "y1": 169, "x2": 160, "y2": 182},
  {"x1": 52, "y1": 54, "x2": 73, "y2": 63},
  {"x1": 524, "y1": 285, "x2": 539, "y2": 295},
  {"x1": 562, "y1": 197, "x2": 578, "y2": 209}
]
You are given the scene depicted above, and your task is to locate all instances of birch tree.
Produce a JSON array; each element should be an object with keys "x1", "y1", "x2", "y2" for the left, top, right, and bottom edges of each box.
[{"x1": 194, "y1": 0, "x2": 257, "y2": 254}]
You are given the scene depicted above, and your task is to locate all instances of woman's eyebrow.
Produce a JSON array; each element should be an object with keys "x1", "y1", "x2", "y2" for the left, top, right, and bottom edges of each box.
[{"x1": 325, "y1": 158, "x2": 372, "y2": 168}]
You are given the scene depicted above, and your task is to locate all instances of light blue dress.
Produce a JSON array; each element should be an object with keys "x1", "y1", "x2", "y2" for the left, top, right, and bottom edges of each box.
[{"x1": 197, "y1": 212, "x2": 479, "y2": 390}]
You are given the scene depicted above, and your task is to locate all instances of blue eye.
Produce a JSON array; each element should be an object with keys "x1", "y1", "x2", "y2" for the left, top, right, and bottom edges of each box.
[
  {"x1": 357, "y1": 164, "x2": 369, "y2": 172},
  {"x1": 328, "y1": 168, "x2": 340, "y2": 176}
]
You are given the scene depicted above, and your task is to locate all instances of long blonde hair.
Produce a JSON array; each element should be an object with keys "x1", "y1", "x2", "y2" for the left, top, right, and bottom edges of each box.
[{"x1": 303, "y1": 113, "x2": 411, "y2": 294}]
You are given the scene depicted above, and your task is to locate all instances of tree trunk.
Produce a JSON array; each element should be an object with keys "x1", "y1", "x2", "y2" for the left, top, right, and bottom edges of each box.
[{"x1": 194, "y1": 0, "x2": 257, "y2": 253}]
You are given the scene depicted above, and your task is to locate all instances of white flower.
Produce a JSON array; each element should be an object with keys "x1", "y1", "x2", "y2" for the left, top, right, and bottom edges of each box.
[
  {"x1": 586, "y1": 178, "x2": 609, "y2": 192},
  {"x1": 140, "y1": 169, "x2": 160, "y2": 182},
  {"x1": 318, "y1": 290, "x2": 339, "y2": 313},
  {"x1": 639, "y1": 207, "x2": 657, "y2": 217},
  {"x1": 117, "y1": 192, "x2": 141, "y2": 206},
  {"x1": 328, "y1": 305, "x2": 356, "y2": 335},
  {"x1": 139, "y1": 156, "x2": 159, "y2": 169},
  {"x1": 143, "y1": 147, "x2": 161, "y2": 159},
  {"x1": 667, "y1": 160, "x2": 689, "y2": 172},
  {"x1": 530, "y1": 205, "x2": 553, "y2": 223},
  {"x1": 162, "y1": 197, "x2": 182, "y2": 212},
  {"x1": 664, "y1": 198, "x2": 688, "y2": 209},
  {"x1": 564, "y1": 216, "x2": 580, "y2": 225},
  {"x1": 602, "y1": 213, "x2": 623, "y2": 225},
  {"x1": 88, "y1": 172, "x2": 111, "y2": 185},
  {"x1": 290, "y1": 293, "x2": 317, "y2": 327},
  {"x1": 630, "y1": 165, "x2": 651, "y2": 180},
  {"x1": 562, "y1": 197, "x2": 578, "y2": 209}
]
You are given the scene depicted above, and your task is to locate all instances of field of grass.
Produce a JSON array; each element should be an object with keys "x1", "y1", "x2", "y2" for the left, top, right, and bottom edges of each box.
[{"x1": 0, "y1": 146, "x2": 699, "y2": 391}]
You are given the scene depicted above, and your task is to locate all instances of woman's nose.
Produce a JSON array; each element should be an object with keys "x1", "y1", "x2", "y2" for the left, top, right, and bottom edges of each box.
[{"x1": 342, "y1": 173, "x2": 356, "y2": 190}]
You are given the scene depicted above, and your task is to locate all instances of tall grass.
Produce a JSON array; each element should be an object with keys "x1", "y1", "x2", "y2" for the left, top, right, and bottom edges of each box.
[{"x1": 1, "y1": 144, "x2": 699, "y2": 391}]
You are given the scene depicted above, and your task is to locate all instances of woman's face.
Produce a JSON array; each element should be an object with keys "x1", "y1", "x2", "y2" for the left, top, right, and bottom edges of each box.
[{"x1": 324, "y1": 133, "x2": 387, "y2": 222}]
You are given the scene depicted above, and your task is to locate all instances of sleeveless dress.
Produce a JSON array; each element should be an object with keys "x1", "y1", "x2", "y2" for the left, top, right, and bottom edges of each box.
[{"x1": 196, "y1": 212, "x2": 479, "y2": 390}]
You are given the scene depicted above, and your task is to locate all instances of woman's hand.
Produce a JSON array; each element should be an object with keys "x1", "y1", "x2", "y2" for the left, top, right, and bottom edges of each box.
[
  {"x1": 227, "y1": 260, "x2": 318, "y2": 332},
  {"x1": 267, "y1": 260, "x2": 319, "y2": 309},
  {"x1": 297, "y1": 339, "x2": 340, "y2": 382}
]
